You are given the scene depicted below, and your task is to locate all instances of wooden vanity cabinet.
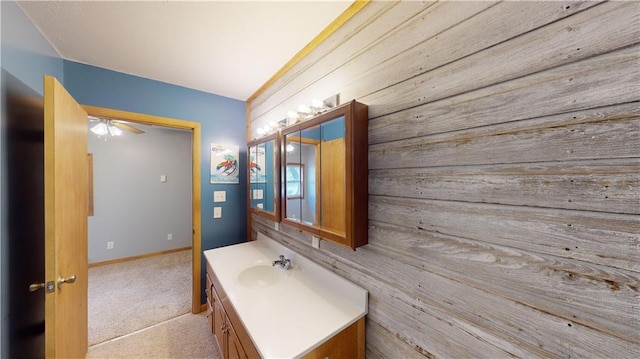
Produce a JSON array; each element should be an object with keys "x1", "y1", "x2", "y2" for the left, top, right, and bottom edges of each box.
[
  {"x1": 207, "y1": 261, "x2": 260, "y2": 359},
  {"x1": 206, "y1": 260, "x2": 365, "y2": 358}
]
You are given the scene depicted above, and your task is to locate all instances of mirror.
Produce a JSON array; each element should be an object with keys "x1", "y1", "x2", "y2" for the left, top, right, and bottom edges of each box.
[
  {"x1": 248, "y1": 132, "x2": 280, "y2": 221},
  {"x1": 281, "y1": 100, "x2": 368, "y2": 249}
]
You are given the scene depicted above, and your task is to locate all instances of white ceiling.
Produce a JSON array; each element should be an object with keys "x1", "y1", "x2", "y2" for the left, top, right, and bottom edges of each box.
[{"x1": 17, "y1": 0, "x2": 353, "y2": 101}]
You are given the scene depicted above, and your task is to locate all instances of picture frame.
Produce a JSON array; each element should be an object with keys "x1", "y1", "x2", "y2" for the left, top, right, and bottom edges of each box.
[{"x1": 210, "y1": 143, "x2": 239, "y2": 184}]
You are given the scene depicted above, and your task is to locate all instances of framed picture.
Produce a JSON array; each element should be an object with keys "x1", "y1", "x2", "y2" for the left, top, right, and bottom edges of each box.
[
  {"x1": 210, "y1": 143, "x2": 239, "y2": 184},
  {"x1": 286, "y1": 163, "x2": 304, "y2": 199}
]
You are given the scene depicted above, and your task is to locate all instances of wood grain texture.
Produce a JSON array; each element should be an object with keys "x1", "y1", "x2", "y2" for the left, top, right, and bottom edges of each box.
[
  {"x1": 44, "y1": 76, "x2": 89, "y2": 358},
  {"x1": 369, "y1": 45, "x2": 640, "y2": 144},
  {"x1": 320, "y1": 138, "x2": 346, "y2": 234},
  {"x1": 250, "y1": 0, "x2": 603, "y2": 135},
  {"x1": 247, "y1": 1, "x2": 640, "y2": 357},
  {"x1": 370, "y1": 159, "x2": 639, "y2": 214},
  {"x1": 369, "y1": 196, "x2": 639, "y2": 272},
  {"x1": 370, "y1": 117, "x2": 640, "y2": 169},
  {"x1": 254, "y1": 218, "x2": 639, "y2": 358},
  {"x1": 362, "y1": 1, "x2": 636, "y2": 120}
]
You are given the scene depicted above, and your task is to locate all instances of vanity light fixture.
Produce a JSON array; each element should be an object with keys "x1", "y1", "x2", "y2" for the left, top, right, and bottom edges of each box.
[
  {"x1": 254, "y1": 94, "x2": 339, "y2": 139},
  {"x1": 285, "y1": 94, "x2": 339, "y2": 125}
]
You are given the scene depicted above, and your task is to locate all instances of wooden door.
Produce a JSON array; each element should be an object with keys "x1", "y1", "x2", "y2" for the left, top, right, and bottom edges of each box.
[{"x1": 43, "y1": 75, "x2": 89, "y2": 358}]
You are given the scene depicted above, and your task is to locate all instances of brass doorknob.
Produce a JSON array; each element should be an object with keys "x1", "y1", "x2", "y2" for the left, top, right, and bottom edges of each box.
[
  {"x1": 57, "y1": 275, "x2": 77, "y2": 289},
  {"x1": 29, "y1": 283, "x2": 45, "y2": 292},
  {"x1": 29, "y1": 281, "x2": 55, "y2": 293}
]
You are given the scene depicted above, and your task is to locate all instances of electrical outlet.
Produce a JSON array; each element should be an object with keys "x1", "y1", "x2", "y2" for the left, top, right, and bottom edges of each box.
[
  {"x1": 107, "y1": 241, "x2": 114, "y2": 250},
  {"x1": 167, "y1": 233, "x2": 173, "y2": 241},
  {"x1": 312, "y1": 236, "x2": 320, "y2": 249},
  {"x1": 213, "y1": 207, "x2": 222, "y2": 218}
]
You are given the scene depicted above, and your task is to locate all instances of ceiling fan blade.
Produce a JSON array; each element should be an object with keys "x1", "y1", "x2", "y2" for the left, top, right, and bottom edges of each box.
[{"x1": 112, "y1": 122, "x2": 145, "y2": 134}]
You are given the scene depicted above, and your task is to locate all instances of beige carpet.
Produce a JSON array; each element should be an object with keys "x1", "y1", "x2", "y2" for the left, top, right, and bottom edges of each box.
[
  {"x1": 86, "y1": 312, "x2": 221, "y2": 359},
  {"x1": 88, "y1": 250, "x2": 192, "y2": 346}
]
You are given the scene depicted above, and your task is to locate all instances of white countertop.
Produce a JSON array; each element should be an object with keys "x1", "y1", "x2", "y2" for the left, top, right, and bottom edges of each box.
[{"x1": 203, "y1": 233, "x2": 368, "y2": 359}]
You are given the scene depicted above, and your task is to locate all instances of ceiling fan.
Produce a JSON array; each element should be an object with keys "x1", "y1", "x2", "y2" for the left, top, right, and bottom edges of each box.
[{"x1": 88, "y1": 115, "x2": 145, "y2": 137}]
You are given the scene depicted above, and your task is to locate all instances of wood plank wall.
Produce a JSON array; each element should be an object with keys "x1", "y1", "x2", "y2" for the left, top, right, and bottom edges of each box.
[{"x1": 248, "y1": 1, "x2": 640, "y2": 357}]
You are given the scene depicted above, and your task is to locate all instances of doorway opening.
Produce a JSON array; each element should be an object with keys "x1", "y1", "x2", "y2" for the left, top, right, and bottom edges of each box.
[{"x1": 82, "y1": 105, "x2": 202, "y2": 319}]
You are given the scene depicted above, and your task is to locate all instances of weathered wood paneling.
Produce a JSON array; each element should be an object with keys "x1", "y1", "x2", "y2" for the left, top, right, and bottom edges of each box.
[
  {"x1": 254, "y1": 216, "x2": 639, "y2": 358},
  {"x1": 250, "y1": 1, "x2": 607, "y2": 135},
  {"x1": 369, "y1": 45, "x2": 640, "y2": 143},
  {"x1": 369, "y1": 197, "x2": 639, "y2": 272},
  {"x1": 363, "y1": 1, "x2": 638, "y2": 120},
  {"x1": 370, "y1": 117, "x2": 640, "y2": 168},
  {"x1": 370, "y1": 159, "x2": 640, "y2": 214},
  {"x1": 248, "y1": 1, "x2": 640, "y2": 357}
]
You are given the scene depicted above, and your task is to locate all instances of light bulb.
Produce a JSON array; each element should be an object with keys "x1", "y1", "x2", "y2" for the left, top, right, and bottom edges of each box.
[
  {"x1": 298, "y1": 104, "x2": 311, "y2": 114},
  {"x1": 90, "y1": 122, "x2": 108, "y2": 136},
  {"x1": 108, "y1": 124, "x2": 123, "y2": 136},
  {"x1": 311, "y1": 98, "x2": 324, "y2": 109}
]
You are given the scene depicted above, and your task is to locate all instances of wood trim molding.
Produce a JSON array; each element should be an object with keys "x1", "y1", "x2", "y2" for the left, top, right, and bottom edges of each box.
[
  {"x1": 87, "y1": 153, "x2": 94, "y2": 216},
  {"x1": 82, "y1": 105, "x2": 203, "y2": 314},
  {"x1": 89, "y1": 246, "x2": 192, "y2": 268},
  {"x1": 246, "y1": 0, "x2": 370, "y2": 104}
]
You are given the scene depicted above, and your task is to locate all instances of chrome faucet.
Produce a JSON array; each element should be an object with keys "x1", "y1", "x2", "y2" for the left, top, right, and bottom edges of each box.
[{"x1": 272, "y1": 255, "x2": 292, "y2": 270}]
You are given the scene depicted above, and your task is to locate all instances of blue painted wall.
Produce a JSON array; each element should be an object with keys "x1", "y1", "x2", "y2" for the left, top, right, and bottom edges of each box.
[
  {"x1": 0, "y1": 1, "x2": 63, "y2": 95},
  {"x1": 1, "y1": 0, "x2": 248, "y2": 321},
  {"x1": 64, "y1": 61, "x2": 248, "y2": 303}
]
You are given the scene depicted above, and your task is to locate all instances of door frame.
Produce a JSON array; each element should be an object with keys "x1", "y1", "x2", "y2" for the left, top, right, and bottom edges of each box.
[{"x1": 82, "y1": 105, "x2": 202, "y2": 314}]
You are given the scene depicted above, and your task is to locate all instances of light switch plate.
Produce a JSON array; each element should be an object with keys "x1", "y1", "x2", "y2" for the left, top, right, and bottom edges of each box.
[
  {"x1": 214, "y1": 191, "x2": 226, "y2": 202},
  {"x1": 160, "y1": 175, "x2": 167, "y2": 183},
  {"x1": 213, "y1": 207, "x2": 222, "y2": 218}
]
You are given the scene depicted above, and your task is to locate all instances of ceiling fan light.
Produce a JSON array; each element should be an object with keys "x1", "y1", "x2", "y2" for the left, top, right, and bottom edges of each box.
[
  {"x1": 90, "y1": 122, "x2": 108, "y2": 136},
  {"x1": 108, "y1": 124, "x2": 123, "y2": 136}
]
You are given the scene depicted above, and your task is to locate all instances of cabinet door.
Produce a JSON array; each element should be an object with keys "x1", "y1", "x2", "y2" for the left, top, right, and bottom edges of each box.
[
  {"x1": 213, "y1": 297, "x2": 226, "y2": 356},
  {"x1": 281, "y1": 100, "x2": 368, "y2": 249},
  {"x1": 206, "y1": 274, "x2": 214, "y2": 332},
  {"x1": 227, "y1": 321, "x2": 248, "y2": 359}
]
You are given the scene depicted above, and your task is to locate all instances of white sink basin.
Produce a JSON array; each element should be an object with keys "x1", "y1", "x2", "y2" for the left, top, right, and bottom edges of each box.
[
  {"x1": 237, "y1": 264, "x2": 292, "y2": 288},
  {"x1": 204, "y1": 233, "x2": 368, "y2": 359}
]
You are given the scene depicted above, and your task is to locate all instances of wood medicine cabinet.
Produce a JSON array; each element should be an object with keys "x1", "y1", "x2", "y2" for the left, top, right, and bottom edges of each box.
[
  {"x1": 247, "y1": 132, "x2": 280, "y2": 222},
  {"x1": 281, "y1": 100, "x2": 368, "y2": 249}
]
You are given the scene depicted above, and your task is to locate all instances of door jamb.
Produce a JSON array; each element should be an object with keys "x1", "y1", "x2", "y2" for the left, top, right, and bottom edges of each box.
[{"x1": 82, "y1": 105, "x2": 202, "y2": 314}]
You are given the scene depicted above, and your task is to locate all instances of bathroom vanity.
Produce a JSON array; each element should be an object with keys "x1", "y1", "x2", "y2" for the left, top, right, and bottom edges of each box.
[{"x1": 204, "y1": 233, "x2": 368, "y2": 358}]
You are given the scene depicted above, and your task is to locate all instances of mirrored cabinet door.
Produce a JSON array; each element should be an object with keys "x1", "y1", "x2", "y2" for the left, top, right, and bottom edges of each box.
[
  {"x1": 248, "y1": 132, "x2": 280, "y2": 221},
  {"x1": 284, "y1": 130, "x2": 303, "y2": 223},
  {"x1": 319, "y1": 115, "x2": 346, "y2": 236},
  {"x1": 281, "y1": 100, "x2": 368, "y2": 250}
]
